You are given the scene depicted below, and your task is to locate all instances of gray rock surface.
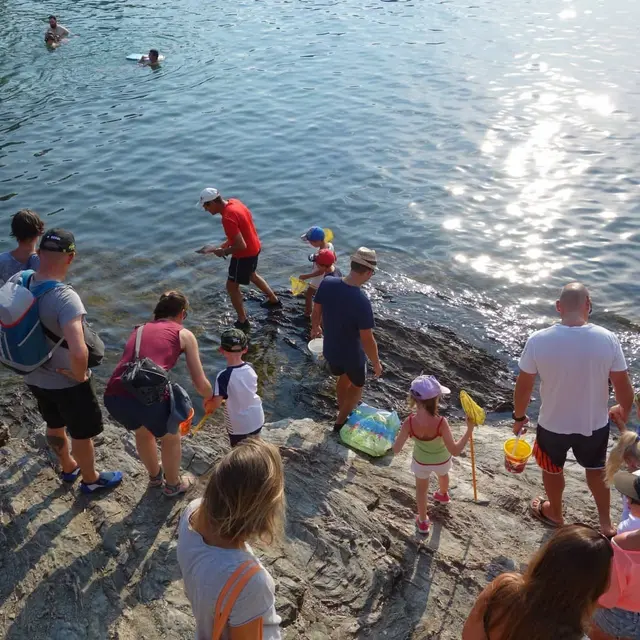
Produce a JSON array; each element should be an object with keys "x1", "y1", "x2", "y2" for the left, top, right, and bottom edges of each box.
[{"x1": 0, "y1": 389, "x2": 619, "y2": 639}]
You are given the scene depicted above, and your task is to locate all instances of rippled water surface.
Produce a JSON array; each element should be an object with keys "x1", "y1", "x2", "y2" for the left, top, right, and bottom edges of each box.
[{"x1": 2, "y1": 0, "x2": 640, "y2": 393}]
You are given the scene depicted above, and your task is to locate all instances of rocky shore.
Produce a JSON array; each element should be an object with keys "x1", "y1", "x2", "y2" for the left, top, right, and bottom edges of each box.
[{"x1": 0, "y1": 294, "x2": 621, "y2": 639}]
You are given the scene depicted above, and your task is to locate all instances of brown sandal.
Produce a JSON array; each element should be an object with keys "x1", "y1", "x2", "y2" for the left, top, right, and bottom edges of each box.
[{"x1": 530, "y1": 496, "x2": 561, "y2": 528}]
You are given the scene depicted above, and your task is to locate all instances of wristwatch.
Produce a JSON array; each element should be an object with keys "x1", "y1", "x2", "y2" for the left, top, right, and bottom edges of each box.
[{"x1": 512, "y1": 412, "x2": 527, "y2": 422}]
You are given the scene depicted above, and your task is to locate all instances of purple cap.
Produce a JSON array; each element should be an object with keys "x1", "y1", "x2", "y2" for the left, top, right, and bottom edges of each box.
[{"x1": 410, "y1": 375, "x2": 451, "y2": 400}]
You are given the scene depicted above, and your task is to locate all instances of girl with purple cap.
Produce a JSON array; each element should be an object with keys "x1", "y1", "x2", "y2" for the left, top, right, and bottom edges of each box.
[{"x1": 393, "y1": 375, "x2": 475, "y2": 534}]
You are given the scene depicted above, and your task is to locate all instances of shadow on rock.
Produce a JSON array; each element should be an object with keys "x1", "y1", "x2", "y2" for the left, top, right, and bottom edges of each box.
[{"x1": 4, "y1": 486, "x2": 179, "y2": 639}]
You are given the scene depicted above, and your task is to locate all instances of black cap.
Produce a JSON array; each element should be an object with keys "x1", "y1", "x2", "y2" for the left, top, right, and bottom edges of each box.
[
  {"x1": 39, "y1": 228, "x2": 76, "y2": 253},
  {"x1": 614, "y1": 471, "x2": 640, "y2": 502},
  {"x1": 220, "y1": 328, "x2": 248, "y2": 352}
]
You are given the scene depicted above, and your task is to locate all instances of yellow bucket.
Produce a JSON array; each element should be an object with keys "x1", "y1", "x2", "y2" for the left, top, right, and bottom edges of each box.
[{"x1": 503, "y1": 438, "x2": 533, "y2": 474}]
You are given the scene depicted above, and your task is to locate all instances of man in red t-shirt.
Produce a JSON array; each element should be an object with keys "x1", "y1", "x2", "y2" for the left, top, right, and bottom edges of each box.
[{"x1": 197, "y1": 187, "x2": 281, "y2": 331}]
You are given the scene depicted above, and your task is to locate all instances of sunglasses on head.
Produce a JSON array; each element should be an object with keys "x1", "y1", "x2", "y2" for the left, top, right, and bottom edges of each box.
[{"x1": 573, "y1": 522, "x2": 613, "y2": 543}]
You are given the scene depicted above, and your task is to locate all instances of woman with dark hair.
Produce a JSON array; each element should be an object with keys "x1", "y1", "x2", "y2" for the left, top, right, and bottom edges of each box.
[
  {"x1": 462, "y1": 524, "x2": 613, "y2": 640},
  {"x1": 104, "y1": 291, "x2": 212, "y2": 497}
]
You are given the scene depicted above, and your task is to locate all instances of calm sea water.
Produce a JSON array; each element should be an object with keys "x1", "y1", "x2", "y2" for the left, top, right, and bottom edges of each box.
[{"x1": 2, "y1": 0, "x2": 640, "y2": 401}]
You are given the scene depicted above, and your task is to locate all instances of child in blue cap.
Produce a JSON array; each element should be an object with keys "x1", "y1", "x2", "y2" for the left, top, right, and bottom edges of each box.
[{"x1": 299, "y1": 226, "x2": 335, "y2": 317}]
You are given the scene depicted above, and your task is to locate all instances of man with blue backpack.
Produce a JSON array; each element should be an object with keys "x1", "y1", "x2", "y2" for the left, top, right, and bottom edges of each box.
[{"x1": 0, "y1": 229, "x2": 122, "y2": 494}]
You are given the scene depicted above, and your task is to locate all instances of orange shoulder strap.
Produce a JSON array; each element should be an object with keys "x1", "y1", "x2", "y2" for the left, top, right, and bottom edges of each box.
[{"x1": 212, "y1": 559, "x2": 263, "y2": 640}]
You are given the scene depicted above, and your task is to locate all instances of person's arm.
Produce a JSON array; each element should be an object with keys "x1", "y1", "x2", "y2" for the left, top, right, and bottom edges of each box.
[
  {"x1": 311, "y1": 301, "x2": 323, "y2": 339},
  {"x1": 59, "y1": 316, "x2": 89, "y2": 382},
  {"x1": 512, "y1": 337, "x2": 537, "y2": 434},
  {"x1": 610, "y1": 370, "x2": 634, "y2": 428},
  {"x1": 214, "y1": 232, "x2": 246, "y2": 257},
  {"x1": 180, "y1": 329, "x2": 213, "y2": 399},
  {"x1": 360, "y1": 329, "x2": 382, "y2": 377},
  {"x1": 227, "y1": 567, "x2": 274, "y2": 640},
  {"x1": 204, "y1": 394, "x2": 223, "y2": 415},
  {"x1": 462, "y1": 584, "x2": 490, "y2": 640},
  {"x1": 462, "y1": 576, "x2": 515, "y2": 640},
  {"x1": 299, "y1": 268, "x2": 323, "y2": 280},
  {"x1": 512, "y1": 371, "x2": 536, "y2": 435},
  {"x1": 392, "y1": 418, "x2": 411, "y2": 454},
  {"x1": 441, "y1": 417, "x2": 474, "y2": 456},
  {"x1": 229, "y1": 619, "x2": 264, "y2": 640},
  {"x1": 59, "y1": 25, "x2": 70, "y2": 37}
]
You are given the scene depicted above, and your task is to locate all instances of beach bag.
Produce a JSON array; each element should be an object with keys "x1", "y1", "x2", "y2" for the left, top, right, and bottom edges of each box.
[
  {"x1": 340, "y1": 403, "x2": 401, "y2": 457},
  {"x1": 120, "y1": 325, "x2": 170, "y2": 405},
  {"x1": 212, "y1": 560, "x2": 263, "y2": 640},
  {"x1": 167, "y1": 382, "x2": 194, "y2": 435},
  {"x1": 0, "y1": 270, "x2": 65, "y2": 374},
  {"x1": 41, "y1": 321, "x2": 104, "y2": 368}
]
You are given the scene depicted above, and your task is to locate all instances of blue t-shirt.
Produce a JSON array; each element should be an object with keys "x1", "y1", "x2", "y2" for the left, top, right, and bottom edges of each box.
[
  {"x1": 314, "y1": 277, "x2": 374, "y2": 367},
  {"x1": 0, "y1": 252, "x2": 39, "y2": 285}
]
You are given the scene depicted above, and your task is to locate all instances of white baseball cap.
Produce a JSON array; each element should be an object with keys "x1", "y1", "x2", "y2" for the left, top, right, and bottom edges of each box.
[{"x1": 198, "y1": 187, "x2": 220, "y2": 208}]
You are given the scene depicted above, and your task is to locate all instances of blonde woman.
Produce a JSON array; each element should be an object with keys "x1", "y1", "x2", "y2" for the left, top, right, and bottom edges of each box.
[{"x1": 177, "y1": 438, "x2": 284, "y2": 639}]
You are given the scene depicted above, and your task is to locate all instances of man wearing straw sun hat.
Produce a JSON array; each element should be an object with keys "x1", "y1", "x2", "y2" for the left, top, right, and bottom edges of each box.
[
  {"x1": 311, "y1": 247, "x2": 382, "y2": 433},
  {"x1": 512, "y1": 282, "x2": 634, "y2": 536}
]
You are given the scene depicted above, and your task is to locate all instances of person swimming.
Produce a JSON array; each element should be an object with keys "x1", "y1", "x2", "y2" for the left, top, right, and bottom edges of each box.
[
  {"x1": 45, "y1": 15, "x2": 69, "y2": 39},
  {"x1": 139, "y1": 49, "x2": 161, "y2": 66},
  {"x1": 44, "y1": 32, "x2": 60, "y2": 48}
]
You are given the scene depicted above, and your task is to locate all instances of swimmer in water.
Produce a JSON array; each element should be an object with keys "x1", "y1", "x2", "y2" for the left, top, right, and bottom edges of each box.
[
  {"x1": 44, "y1": 32, "x2": 60, "y2": 48},
  {"x1": 139, "y1": 49, "x2": 161, "y2": 67},
  {"x1": 46, "y1": 15, "x2": 69, "y2": 39}
]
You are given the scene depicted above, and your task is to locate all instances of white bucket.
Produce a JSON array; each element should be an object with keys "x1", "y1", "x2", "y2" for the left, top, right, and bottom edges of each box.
[{"x1": 307, "y1": 338, "x2": 324, "y2": 361}]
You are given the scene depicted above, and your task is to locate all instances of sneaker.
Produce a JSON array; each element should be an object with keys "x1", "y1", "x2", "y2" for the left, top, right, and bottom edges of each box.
[
  {"x1": 149, "y1": 467, "x2": 164, "y2": 488},
  {"x1": 234, "y1": 319, "x2": 251, "y2": 332},
  {"x1": 163, "y1": 475, "x2": 195, "y2": 498},
  {"x1": 60, "y1": 466, "x2": 81, "y2": 483},
  {"x1": 260, "y1": 298, "x2": 283, "y2": 309},
  {"x1": 80, "y1": 470, "x2": 123, "y2": 495},
  {"x1": 433, "y1": 491, "x2": 451, "y2": 504},
  {"x1": 415, "y1": 516, "x2": 431, "y2": 535}
]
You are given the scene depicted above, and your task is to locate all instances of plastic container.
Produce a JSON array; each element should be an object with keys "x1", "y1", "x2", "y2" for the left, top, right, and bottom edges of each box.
[
  {"x1": 307, "y1": 338, "x2": 324, "y2": 361},
  {"x1": 503, "y1": 438, "x2": 533, "y2": 474}
]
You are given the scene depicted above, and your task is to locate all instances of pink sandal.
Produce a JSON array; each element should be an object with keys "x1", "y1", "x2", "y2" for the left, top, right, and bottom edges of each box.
[{"x1": 433, "y1": 491, "x2": 451, "y2": 504}]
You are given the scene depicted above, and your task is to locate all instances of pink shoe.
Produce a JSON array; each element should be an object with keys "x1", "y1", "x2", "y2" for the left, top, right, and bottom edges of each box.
[
  {"x1": 433, "y1": 491, "x2": 451, "y2": 504},
  {"x1": 415, "y1": 516, "x2": 431, "y2": 534}
]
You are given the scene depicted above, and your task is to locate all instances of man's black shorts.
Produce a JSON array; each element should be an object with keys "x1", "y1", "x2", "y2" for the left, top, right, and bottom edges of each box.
[
  {"x1": 533, "y1": 423, "x2": 609, "y2": 473},
  {"x1": 326, "y1": 359, "x2": 367, "y2": 388},
  {"x1": 228, "y1": 253, "x2": 259, "y2": 286},
  {"x1": 27, "y1": 378, "x2": 103, "y2": 440}
]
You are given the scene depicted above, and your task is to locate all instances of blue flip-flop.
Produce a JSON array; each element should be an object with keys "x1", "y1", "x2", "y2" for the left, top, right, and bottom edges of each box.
[{"x1": 60, "y1": 466, "x2": 81, "y2": 483}]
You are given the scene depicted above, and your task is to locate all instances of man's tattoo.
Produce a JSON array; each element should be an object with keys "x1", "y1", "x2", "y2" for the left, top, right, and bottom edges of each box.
[{"x1": 46, "y1": 435, "x2": 66, "y2": 455}]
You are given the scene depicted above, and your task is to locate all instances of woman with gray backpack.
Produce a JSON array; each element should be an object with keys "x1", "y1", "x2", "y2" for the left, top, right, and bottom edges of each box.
[{"x1": 104, "y1": 291, "x2": 212, "y2": 497}]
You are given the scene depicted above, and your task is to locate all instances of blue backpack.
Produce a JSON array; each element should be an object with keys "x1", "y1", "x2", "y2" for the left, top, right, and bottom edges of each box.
[{"x1": 0, "y1": 270, "x2": 64, "y2": 374}]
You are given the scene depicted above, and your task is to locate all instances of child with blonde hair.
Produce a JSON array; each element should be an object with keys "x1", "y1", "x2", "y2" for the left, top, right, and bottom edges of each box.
[
  {"x1": 393, "y1": 375, "x2": 475, "y2": 534},
  {"x1": 605, "y1": 429, "x2": 640, "y2": 534},
  {"x1": 177, "y1": 438, "x2": 285, "y2": 639}
]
